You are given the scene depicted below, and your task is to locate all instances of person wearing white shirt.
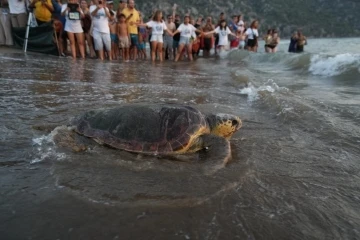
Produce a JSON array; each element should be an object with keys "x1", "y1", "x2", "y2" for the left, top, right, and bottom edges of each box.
[
  {"x1": 90, "y1": 0, "x2": 112, "y2": 60},
  {"x1": 139, "y1": 10, "x2": 173, "y2": 62},
  {"x1": 172, "y1": 15, "x2": 201, "y2": 62},
  {"x1": 204, "y1": 19, "x2": 237, "y2": 53},
  {"x1": 237, "y1": 15, "x2": 244, "y2": 33},
  {"x1": 245, "y1": 20, "x2": 259, "y2": 52},
  {"x1": 61, "y1": 0, "x2": 85, "y2": 59},
  {"x1": 8, "y1": 0, "x2": 28, "y2": 28}
]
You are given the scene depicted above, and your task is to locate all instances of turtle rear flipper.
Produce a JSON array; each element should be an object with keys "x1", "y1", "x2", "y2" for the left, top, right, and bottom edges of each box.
[{"x1": 198, "y1": 134, "x2": 231, "y2": 175}]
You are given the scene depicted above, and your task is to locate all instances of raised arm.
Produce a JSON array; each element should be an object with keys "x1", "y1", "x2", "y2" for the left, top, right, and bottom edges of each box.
[
  {"x1": 43, "y1": 0, "x2": 54, "y2": 12},
  {"x1": 172, "y1": 4, "x2": 177, "y2": 20},
  {"x1": 91, "y1": 3, "x2": 102, "y2": 17}
]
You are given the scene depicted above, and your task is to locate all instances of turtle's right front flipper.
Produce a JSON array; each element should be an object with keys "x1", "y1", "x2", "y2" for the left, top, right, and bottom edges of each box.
[{"x1": 198, "y1": 134, "x2": 232, "y2": 175}]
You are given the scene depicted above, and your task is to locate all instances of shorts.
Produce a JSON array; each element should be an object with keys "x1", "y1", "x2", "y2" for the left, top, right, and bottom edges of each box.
[
  {"x1": 203, "y1": 38, "x2": 212, "y2": 51},
  {"x1": 163, "y1": 35, "x2": 173, "y2": 49},
  {"x1": 130, "y1": 34, "x2": 139, "y2": 47},
  {"x1": 93, "y1": 31, "x2": 111, "y2": 51},
  {"x1": 230, "y1": 39, "x2": 239, "y2": 48},
  {"x1": 150, "y1": 34, "x2": 163, "y2": 43},
  {"x1": 247, "y1": 39, "x2": 257, "y2": 48},
  {"x1": 110, "y1": 33, "x2": 118, "y2": 44},
  {"x1": 239, "y1": 40, "x2": 245, "y2": 49},
  {"x1": 118, "y1": 36, "x2": 130, "y2": 48},
  {"x1": 173, "y1": 40, "x2": 179, "y2": 49},
  {"x1": 137, "y1": 42, "x2": 145, "y2": 50},
  {"x1": 179, "y1": 36, "x2": 191, "y2": 46}
]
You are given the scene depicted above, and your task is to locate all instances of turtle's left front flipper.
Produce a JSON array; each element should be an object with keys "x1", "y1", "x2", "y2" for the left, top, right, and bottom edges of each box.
[{"x1": 198, "y1": 134, "x2": 232, "y2": 174}]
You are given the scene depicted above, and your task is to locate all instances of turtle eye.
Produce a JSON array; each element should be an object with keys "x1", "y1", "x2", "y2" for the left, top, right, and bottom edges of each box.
[
  {"x1": 204, "y1": 146, "x2": 210, "y2": 151},
  {"x1": 232, "y1": 120, "x2": 238, "y2": 126}
]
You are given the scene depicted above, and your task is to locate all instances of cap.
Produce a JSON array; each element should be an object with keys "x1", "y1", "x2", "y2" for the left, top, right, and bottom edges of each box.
[{"x1": 107, "y1": 0, "x2": 113, "y2": 4}]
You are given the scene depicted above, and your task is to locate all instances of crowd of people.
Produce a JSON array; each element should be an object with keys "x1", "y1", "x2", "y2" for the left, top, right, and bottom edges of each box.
[{"x1": 0, "y1": 0, "x2": 307, "y2": 61}]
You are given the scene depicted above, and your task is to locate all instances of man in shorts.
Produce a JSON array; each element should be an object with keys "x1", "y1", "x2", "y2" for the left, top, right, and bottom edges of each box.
[
  {"x1": 90, "y1": 0, "x2": 112, "y2": 60},
  {"x1": 164, "y1": 14, "x2": 176, "y2": 60},
  {"x1": 172, "y1": 14, "x2": 181, "y2": 59},
  {"x1": 122, "y1": 0, "x2": 140, "y2": 60}
]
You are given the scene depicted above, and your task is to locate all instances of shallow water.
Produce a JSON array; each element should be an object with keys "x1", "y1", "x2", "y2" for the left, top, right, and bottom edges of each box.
[{"x1": 1, "y1": 38, "x2": 360, "y2": 240}]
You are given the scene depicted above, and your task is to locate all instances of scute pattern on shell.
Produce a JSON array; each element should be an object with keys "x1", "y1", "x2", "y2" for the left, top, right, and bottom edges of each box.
[{"x1": 74, "y1": 104, "x2": 210, "y2": 154}]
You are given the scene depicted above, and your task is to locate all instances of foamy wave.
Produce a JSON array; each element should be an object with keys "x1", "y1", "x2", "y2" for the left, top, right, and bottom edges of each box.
[
  {"x1": 309, "y1": 53, "x2": 360, "y2": 77},
  {"x1": 31, "y1": 133, "x2": 66, "y2": 164},
  {"x1": 239, "y1": 79, "x2": 288, "y2": 101}
]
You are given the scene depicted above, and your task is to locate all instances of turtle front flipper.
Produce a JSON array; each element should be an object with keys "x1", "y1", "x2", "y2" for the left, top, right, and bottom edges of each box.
[{"x1": 197, "y1": 134, "x2": 232, "y2": 174}]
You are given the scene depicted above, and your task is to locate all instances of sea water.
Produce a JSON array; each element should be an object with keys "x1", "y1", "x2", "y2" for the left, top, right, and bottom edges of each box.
[{"x1": 0, "y1": 38, "x2": 359, "y2": 239}]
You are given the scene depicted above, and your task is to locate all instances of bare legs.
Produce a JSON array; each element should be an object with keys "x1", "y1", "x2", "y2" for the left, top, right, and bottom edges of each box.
[
  {"x1": 67, "y1": 32, "x2": 85, "y2": 59},
  {"x1": 175, "y1": 43, "x2": 193, "y2": 62}
]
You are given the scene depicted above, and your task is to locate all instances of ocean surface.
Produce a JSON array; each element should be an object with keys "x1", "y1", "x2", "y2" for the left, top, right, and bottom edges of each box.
[{"x1": 1, "y1": 38, "x2": 360, "y2": 240}]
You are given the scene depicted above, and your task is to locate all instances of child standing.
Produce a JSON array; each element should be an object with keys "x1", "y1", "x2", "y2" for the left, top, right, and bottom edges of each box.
[
  {"x1": 238, "y1": 29, "x2": 246, "y2": 50},
  {"x1": 109, "y1": 11, "x2": 118, "y2": 60},
  {"x1": 117, "y1": 14, "x2": 130, "y2": 61},
  {"x1": 137, "y1": 27, "x2": 147, "y2": 59}
]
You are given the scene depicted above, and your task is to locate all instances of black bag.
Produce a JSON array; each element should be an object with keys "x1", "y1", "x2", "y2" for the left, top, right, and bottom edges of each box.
[{"x1": 251, "y1": 29, "x2": 258, "y2": 42}]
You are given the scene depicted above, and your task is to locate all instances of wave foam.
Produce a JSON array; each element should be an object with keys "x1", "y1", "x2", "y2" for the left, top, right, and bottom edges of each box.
[
  {"x1": 31, "y1": 133, "x2": 66, "y2": 164},
  {"x1": 309, "y1": 53, "x2": 360, "y2": 77},
  {"x1": 239, "y1": 79, "x2": 288, "y2": 102}
]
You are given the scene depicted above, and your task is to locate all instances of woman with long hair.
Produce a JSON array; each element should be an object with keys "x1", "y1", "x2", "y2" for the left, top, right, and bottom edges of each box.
[
  {"x1": 172, "y1": 15, "x2": 201, "y2": 62},
  {"x1": 61, "y1": 0, "x2": 85, "y2": 59},
  {"x1": 204, "y1": 19, "x2": 237, "y2": 53},
  {"x1": 245, "y1": 20, "x2": 259, "y2": 52},
  {"x1": 138, "y1": 10, "x2": 173, "y2": 61},
  {"x1": 268, "y1": 29, "x2": 280, "y2": 53},
  {"x1": 296, "y1": 31, "x2": 307, "y2": 53},
  {"x1": 263, "y1": 29, "x2": 273, "y2": 53}
]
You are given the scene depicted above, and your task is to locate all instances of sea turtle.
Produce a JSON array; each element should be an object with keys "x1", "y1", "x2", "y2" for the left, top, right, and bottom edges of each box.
[{"x1": 53, "y1": 104, "x2": 242, "y2": 163}]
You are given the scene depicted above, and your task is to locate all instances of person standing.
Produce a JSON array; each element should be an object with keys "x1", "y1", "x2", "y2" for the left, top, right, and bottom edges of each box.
[
  {"x1": 172, "y1": 12, "x2": 181, "y2": 59},
  {"x1": 30, "y1": 0, "x2": 54, "y2": 25},
  {"x1": 90, "y1": 0, "x2": 112, "y2": 60},
  {"x1": 172, "y1": 15, "x2": 201, "y2": 62},
  {"x1": 121, "y1": 0, "x2": 139, "y2": 60},
  {"x1": 214, "y1": 12, "x2": 225, "y2": 54},
  {"x1": 116, "y1": 0, "x2": 126, "y2": 17},
  {"x1": 268, "y1": 29, "x2": 280, "y2": 53},
  {"x1": 288, "y1": 31, "x2": 298, "y2": 53},
  {"x1": 0, "y1": 0, "x2": 13, "y2": 46},
  {"x1": 61, "y1": 0, "x2": 85, "y2": 59},
  {"x1": 138, "y1": 10, "x2": 173, "y2": 62},
  {"x1": 80, "y1": 0, "x2": 96, "y2": 58},
  {"x1": 201, "y1": 17, "x2": 214, "y2": 57},
  {"x1": 164, "y1": 5, "x2": 176, "y2": 60},
  {"x1": 9, "y1": 0, "x2": 28, "y2": 28},
  {"x1": 204, "y1": 19, "x2": 237, "y2": 53},
  {"x1": 296, "y1": 31, "x2": 307, "y2": 53},
  {"x1": 245, "y1": 20, "x2": 259, "y2": 52}
]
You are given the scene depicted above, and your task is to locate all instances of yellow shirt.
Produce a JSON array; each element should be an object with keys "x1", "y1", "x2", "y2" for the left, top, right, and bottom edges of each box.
[
  {"x1": 33, "y1": 0, "x2": 53, "y2": 22},
  {"x1": 121, "y1": 7, "x2": 140, "y2": 34}
]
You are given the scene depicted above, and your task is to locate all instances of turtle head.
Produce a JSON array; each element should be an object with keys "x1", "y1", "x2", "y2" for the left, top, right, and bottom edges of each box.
[{"x1": 206, "y1": 114, "x2": 242, "y2": 139}]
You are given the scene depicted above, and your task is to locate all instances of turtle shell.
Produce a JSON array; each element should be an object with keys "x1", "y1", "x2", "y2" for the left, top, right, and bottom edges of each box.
[{"x1": 74, "y1": 104, "x2": 210, "y2": 154}]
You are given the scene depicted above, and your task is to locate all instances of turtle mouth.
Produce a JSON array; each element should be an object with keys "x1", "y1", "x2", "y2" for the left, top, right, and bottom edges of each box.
[
  {"x1": 232, "y1": 120, "x2": 239, "y2": 128},
  {"x1": 231, "y1": 118, "x2": 242, "y2": 131}
]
